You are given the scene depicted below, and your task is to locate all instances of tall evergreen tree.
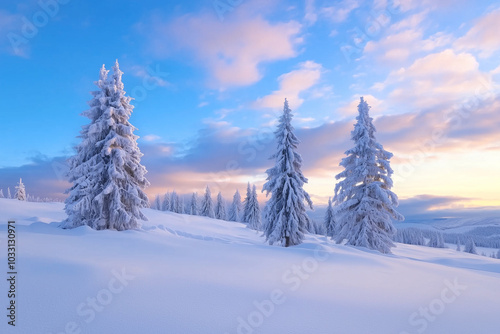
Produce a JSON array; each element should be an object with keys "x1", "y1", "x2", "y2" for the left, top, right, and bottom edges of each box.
[
  {"x1": 262, "y1": 99, "x2": 313, "y2": 247},
  {"x1": 215, "y1": 192, "x2": 227, "y2": 220},
  {"x1": 333, "y1": 97, "x2": 403, "y2": 253},
  {"x1": 7, "y1": 187, "x2": 12, "y2": 199},
  {"x1": 228, "y1": 190, "x2": 242, "y2": 222},
  {"x1": 242, "y1": 183, "x2": 252, "y2": 223},
  {"x1": 62, "y1": 61, "x2": 149, "y2": 230},
  {"x1": 247, "y1": 185, "x2": 262, "y2": 230},
  {"x1": 161, "y1": 192, "x2": 170, "y2": 211},
  {"x1": 200, "y1": 186, "x2": 215, "y2": 218},
  {"x1": 15, "y1": 178, "x2": 26, "y2": 201},
  {"x1": 0, "y1": 189, "x2": 4, "y2": 198},
  {"x1": 170, "y1": 191, "x2": 179, "y2": 212},
  {"x1": 177, "y1": 196, "x2": 185, "y2": 214},
  {"x1": 324, "y1": 197, "x2": 336, "y2": 238},
  {"x1": 189, "y1": 192, "x2": 199, "y2": 215}
]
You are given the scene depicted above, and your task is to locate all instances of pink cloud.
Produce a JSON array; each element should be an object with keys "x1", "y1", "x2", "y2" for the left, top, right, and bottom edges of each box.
[
  {"x1": 253, "y1": 61, "x2": 323, "y2": 109},
  {"x1": 382, "y1": 49, "x2": 495, "y2": 109},
  {"x1": 140, "y1": 6, "x2": 302, "y2": 88},
  {"x1": 455, "y1": 8, "x2": 500, "y2": 58},
  {"x1": 364, "y1": 11, "x2": 452, "y2": 65}
]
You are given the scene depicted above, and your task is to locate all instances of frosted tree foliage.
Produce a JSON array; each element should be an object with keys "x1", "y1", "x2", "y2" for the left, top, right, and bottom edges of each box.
[
  {"x1": 262, "y1": 99, "x2": 313, "y2": 247},
  {"x1": 242, "y1": 183, "x2": 252, "y2": 223},
  {"x1": 15, "y1": 178, "x2": 26, "y2": 201},
  {"x1": 161, "y1": 192, "x2": 170, "y2": 211},
  {"x1": 247, "y1": 185, "x2": 261, "y2": 230},
  {"x1": 215, "y1": 192, "x2": 227, "y2": 220},
  {"x1": 428, "y1": 232, "x2": 445, "y2": 248},
  {"x1": 170, "y1": 191, "x2": 179, "y2": 213},
  {"x1": 0, "y1": 189, "x2": 4, "y2": 198},
  {"x1": 464, "y1": 238, "x2": 477, "y2": 254},
  {"x1": 153, "y1": 195, "x2": 161, "y2": 210},
  {"x1": 324, "y1": 198, "x2": 335, "y2": 238},
  {"x1": 228, "y1": 190, "x2": 242, "y2": 222},
  {"x1": 333, "y1": 97, "x2": 403, "y2": 254},
  {"x1": 200, "y1": 186, "x2": 215, "y2": 218},
  {"x1": 177, "y1": 196, "x2": 185, "y2": 214},
  {"x1": 62, "y1": 61, "x2": 150, "y2": 230},
  {"x1": 189, "y1": 192, "x2": 199, "y2": 215},
  {"x1": 394, "y1": 228, "x2": 425, "y2": 246},
  {"x1": 7, "y1": 187, "x2": 11, "y2": 199}
]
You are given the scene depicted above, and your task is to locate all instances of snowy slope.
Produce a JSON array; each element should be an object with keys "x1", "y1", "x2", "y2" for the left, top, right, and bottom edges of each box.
[{"x1": 1, "y1": 198, "x2": 500, "y2": 334}]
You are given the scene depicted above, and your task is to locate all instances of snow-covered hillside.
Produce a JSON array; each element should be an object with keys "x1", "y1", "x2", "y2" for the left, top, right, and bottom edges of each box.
[{"x1": 1, "y1": 198, "x2": 499, "y2": 334}]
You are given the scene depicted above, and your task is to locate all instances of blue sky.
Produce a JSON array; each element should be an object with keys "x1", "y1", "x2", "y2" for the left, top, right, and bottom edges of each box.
[{"x1": 1, "y1": 0, "x2": 500, "y2": 214}]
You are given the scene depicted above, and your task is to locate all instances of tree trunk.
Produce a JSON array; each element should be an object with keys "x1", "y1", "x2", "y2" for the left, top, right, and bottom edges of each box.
[{"x1": 285, "y1": 236, "x2": 290, "y2": 247}]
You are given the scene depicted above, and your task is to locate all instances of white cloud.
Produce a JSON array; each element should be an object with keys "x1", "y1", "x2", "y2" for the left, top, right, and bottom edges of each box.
[
  {"x1": 143, "y1": 134, "x2": 162, "y2": 142},
  {"x1": 320, "y1": 0, "x2": 360, "y2": 23},
  {"x1": 253, "y1": 61, "x2": 323, "y2": 109},
  {"x1": 304, "y1": 0, "x2": 318, "y2": 25},
  {"x1": 338, "y1": 95, "x2": 384, "y2": 117}
]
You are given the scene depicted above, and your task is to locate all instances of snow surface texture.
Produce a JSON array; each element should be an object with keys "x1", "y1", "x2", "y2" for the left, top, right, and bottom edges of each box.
[{"x1": 1, "y1": 198, "x2": 500, "y2": 334}]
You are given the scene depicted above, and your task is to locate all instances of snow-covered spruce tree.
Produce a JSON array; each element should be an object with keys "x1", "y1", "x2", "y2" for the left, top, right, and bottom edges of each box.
[
  {"x1": 170, "y1": 191, "x2": 178, "y2": 212},
  {"x1": 15, "y1": 178, "x2": 26, "y2": 201},
  {"x1": 200, "y1": 186, "x2": 215, "y2": 218},
  {"x1": 428, "y1": 231, "x2": 445, "y2": 248},
  {"x1": 333, "y1": 97, "x2": 403, "y2": 254},
  {"x1": 262, "y1": 99, "x2": 313, "y2": 247},
  {"x1": 0, "y1": 189, "x2": 4, "y2": 198},
  {"x1": 464, "y1": 238, "x2": 477, "y2": 254},
  {"x1": 189, "y1": 192, "x2": 199, "y2": 215},
  {"x1": 228, "y1": 190, "x2": 242, "y2": 222},
  {"x1": 7, "y1": 187, "x2": 12, "y2": 199},
  {"x1": 153, "y1": 195, "x2": 161, "y2": 210},
  {"x1": 247, "y1": 185, "x2": 262, "y2": 230},
  {"x1": 242, "y1": 183, "x2": 252, "y2": 223},
  {"x1": 161, "y1": 192, "x2": 170, "y2": 211},
  {"x1": 62, "y1": 61, "x2": 149, "y2": 230},
  {"x1": 177, "y1": 196, "x2": 185, "y2": 214},
  {"x1": 215, "y1": 192, "x2": 227, "y2": 220},
  {"x1": 456, "y1": 238, "x2": 461, "y2": 252},
  {"x1": 324, "y1": 197, "x2": 336, "y2": 238}
]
